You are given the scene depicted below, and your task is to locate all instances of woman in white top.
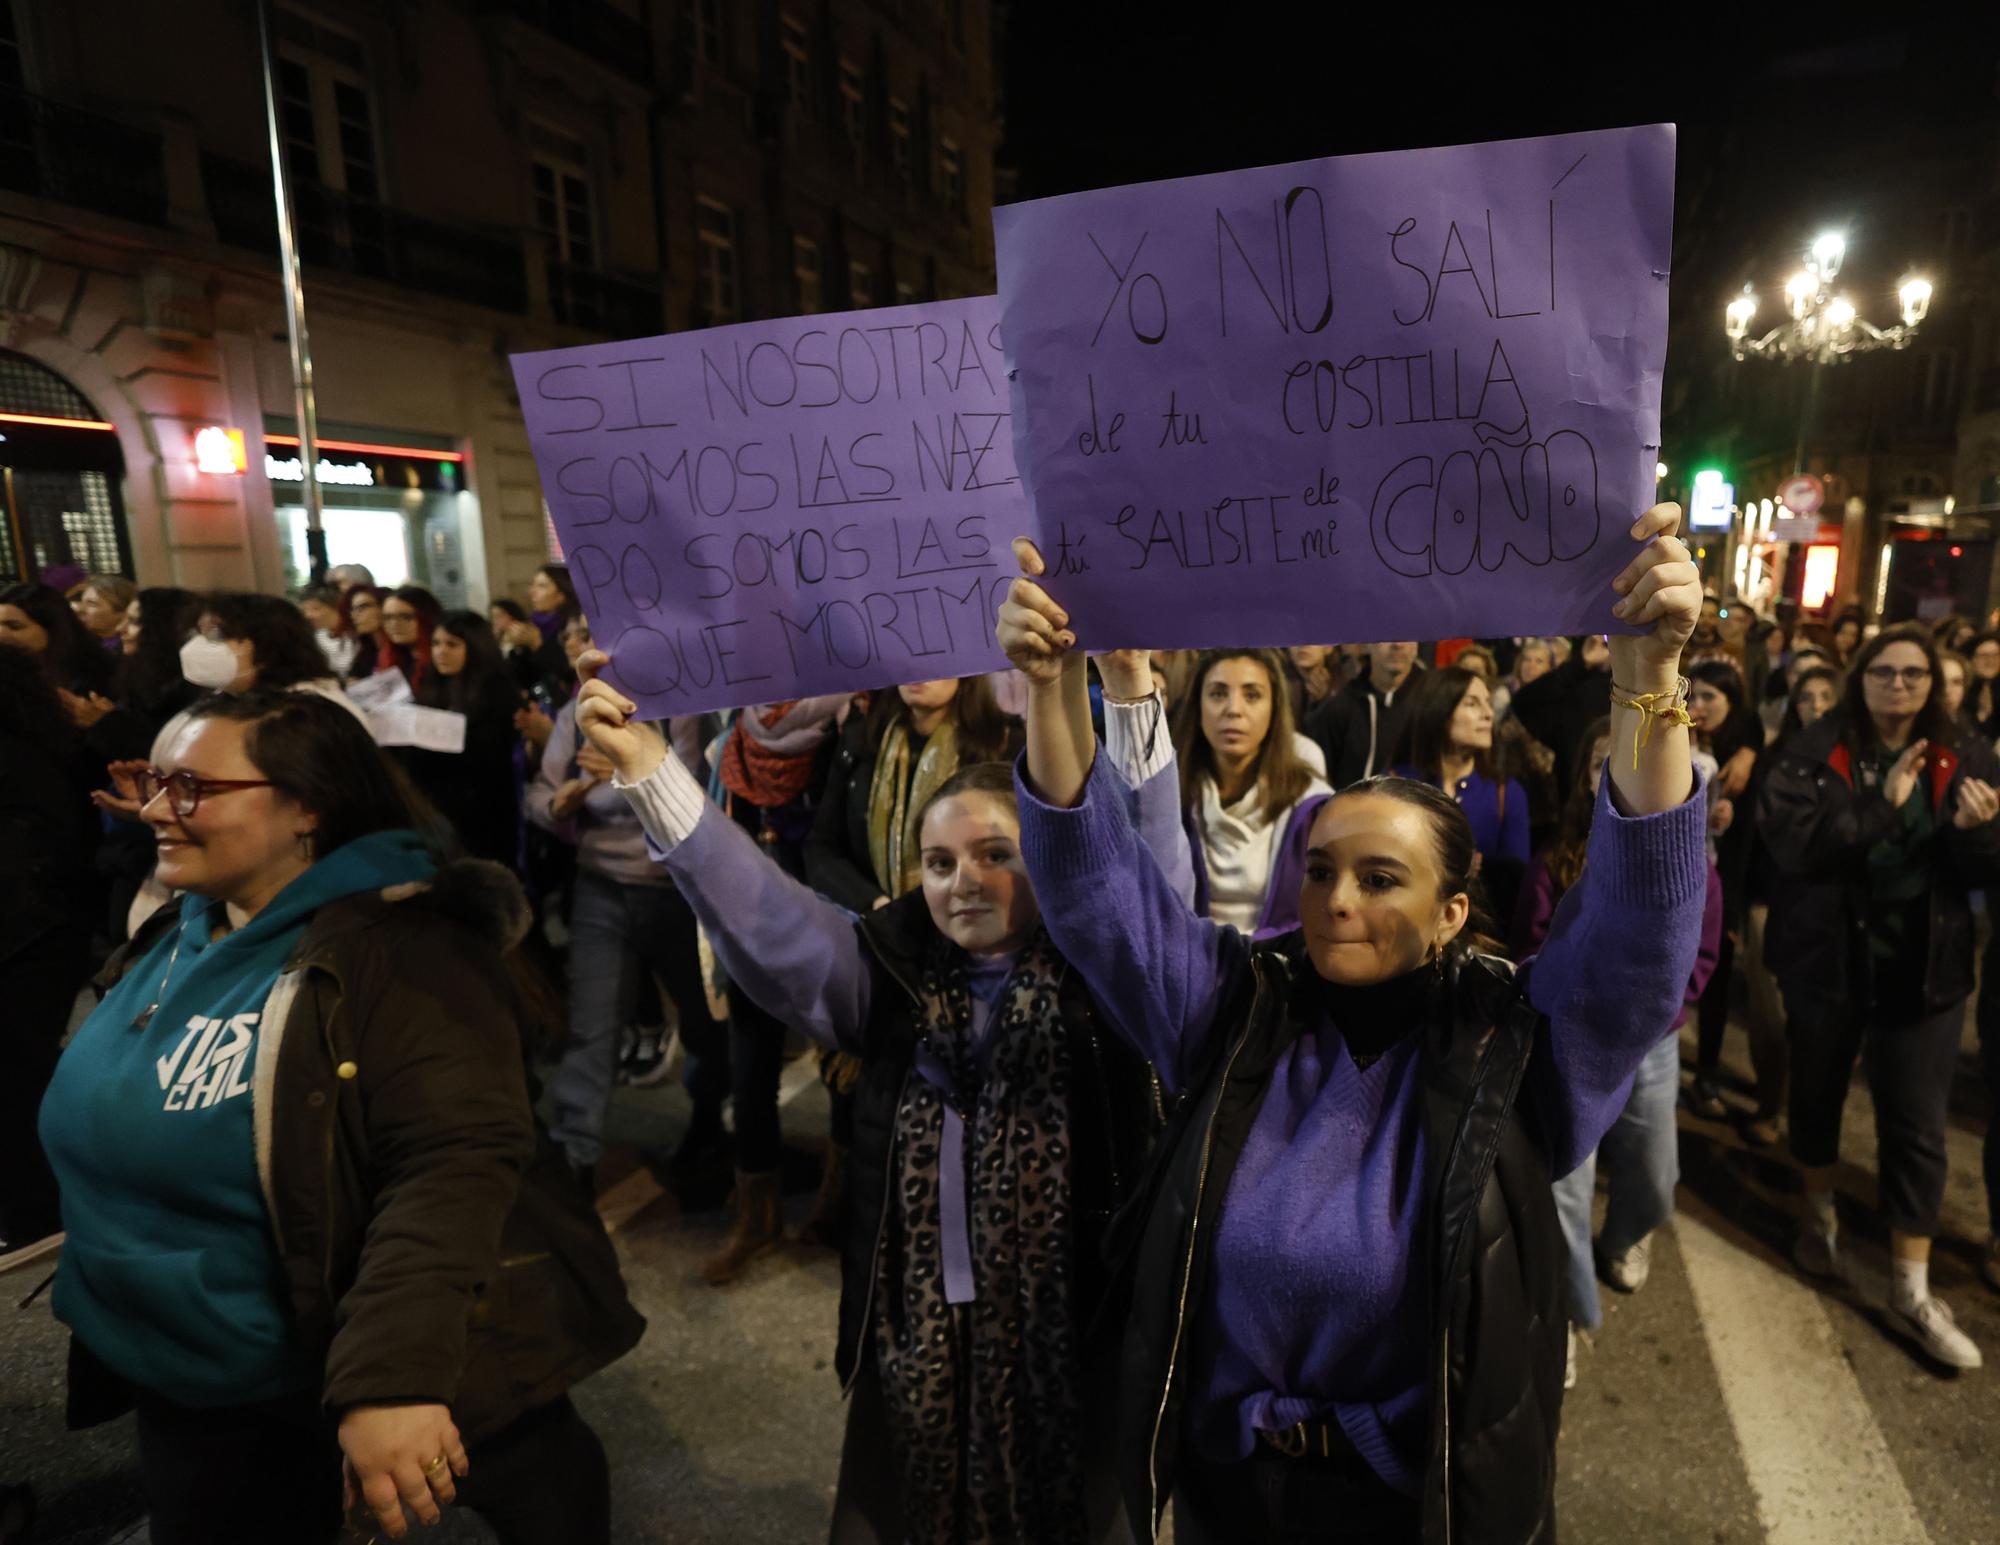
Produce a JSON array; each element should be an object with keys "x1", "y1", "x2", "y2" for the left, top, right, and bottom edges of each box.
[{"x1": 1152, "y1": 648, "x2": 1331, "y2": 934}]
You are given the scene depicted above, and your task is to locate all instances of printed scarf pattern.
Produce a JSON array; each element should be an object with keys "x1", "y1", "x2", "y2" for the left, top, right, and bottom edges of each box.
[
  {"x1": 871, "y1": 928, "x2": 1086, "y2": 1545},
  {"x1": 867, "y1": 716, "x2": 961, "y2": 899}
]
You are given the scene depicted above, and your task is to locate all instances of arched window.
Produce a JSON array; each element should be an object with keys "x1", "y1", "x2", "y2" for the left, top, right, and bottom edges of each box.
[{"x1": 0, "y1": 350, "x2": 132, "y2": 581}]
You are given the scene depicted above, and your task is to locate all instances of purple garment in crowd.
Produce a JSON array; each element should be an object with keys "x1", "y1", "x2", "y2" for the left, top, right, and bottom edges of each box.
[{"x1": 1015, "y1": 751, "x2": 1706, "y2": 1493}]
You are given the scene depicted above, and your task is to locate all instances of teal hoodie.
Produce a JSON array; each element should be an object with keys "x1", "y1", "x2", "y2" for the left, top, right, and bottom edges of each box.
[{"x1": 40, "y1": 829, "x2": 437, "y2": 1406}]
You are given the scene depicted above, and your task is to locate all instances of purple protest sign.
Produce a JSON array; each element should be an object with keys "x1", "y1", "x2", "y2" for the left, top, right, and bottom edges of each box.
[
  {"x1": 510, "y1": 297, "x2": 1018, "y2": 717},
  {"x1": 994, "y1": 125, "x2": 1676, "y2": 646}
]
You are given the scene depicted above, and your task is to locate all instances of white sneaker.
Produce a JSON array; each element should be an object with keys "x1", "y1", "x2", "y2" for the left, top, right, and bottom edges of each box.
[
  {"x1": 1564, "y1": 1325, "x2": 1578, "y2": 1391},
  {"x1": 1886, "y1": 1293, "x2": 1984, "y2": 1371},
  {"x1": 1604, "y1": 1235, "x2": 1652, "y2": 1294}
]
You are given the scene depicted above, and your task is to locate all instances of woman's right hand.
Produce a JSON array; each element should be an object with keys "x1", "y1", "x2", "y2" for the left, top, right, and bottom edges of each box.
[
  {"x1": 1883, "y1": 739, "x2": 1927, "y2": 809},
  {"x1": 996, "y1": 538, "x2": 1077, "y2": 685},
  {"x1": 573, "y1": 647, "x2": 665, "y2": 783}
]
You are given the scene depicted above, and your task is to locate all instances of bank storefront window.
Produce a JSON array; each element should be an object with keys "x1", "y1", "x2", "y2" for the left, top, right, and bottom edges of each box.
[{"x1": 264, "y1": 421, "x2": 472, "y2": 605}]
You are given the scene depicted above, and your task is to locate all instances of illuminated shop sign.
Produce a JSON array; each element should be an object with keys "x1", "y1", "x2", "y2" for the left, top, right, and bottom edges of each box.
[{"x1": 266, "y1": 452, "x2": 377, "y2": 487}]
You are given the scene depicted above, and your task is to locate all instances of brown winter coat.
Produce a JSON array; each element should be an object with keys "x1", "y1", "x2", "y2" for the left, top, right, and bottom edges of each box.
[{"x1": 69, "y1": 859, "x2": 643, "y2": 1442}]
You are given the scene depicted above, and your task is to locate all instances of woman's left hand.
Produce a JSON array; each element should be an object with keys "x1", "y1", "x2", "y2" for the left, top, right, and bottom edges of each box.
[
  {"x1": 59, "y1": 688, "x2": 115, "y2": 728},
  {"x1": 1606, "y1": 503, "x2": 1699, "y2": 689},
  {"x1": 339, "y1": 1402, "x2": 468, "y2": 1540},
  {"x1": 1954, "y1": 775, "x2": 2000, "y2": 831}
]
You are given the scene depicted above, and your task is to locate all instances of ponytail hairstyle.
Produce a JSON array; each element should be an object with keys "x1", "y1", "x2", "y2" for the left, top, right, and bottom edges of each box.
[
  {"x1": 1173, "y1": 647, "x2": 1314, "y2": 823},
  {"x1": 1334, "y1": 774, "x2": 1503, "y2": 960}
]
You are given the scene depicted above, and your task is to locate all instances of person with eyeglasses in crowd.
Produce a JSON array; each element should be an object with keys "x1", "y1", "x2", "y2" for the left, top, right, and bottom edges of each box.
[
  {"x1": 37, "y1": 689, "x2": 643, "y2": 1544},
  {"x1": 336, "y1": 585, "x2": 387, "y2": 685},
  {"x1": 1758, "y1": 623, "x2": 2000, "y2": 1368},
  {"x1": 374, "y1": 586, "x2": 443, "y2": 689}
]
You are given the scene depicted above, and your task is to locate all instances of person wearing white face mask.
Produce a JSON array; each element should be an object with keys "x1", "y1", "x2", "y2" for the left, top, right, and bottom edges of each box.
[{"x1": 99, "y1": 594, "x2": 366, "y2": 935}]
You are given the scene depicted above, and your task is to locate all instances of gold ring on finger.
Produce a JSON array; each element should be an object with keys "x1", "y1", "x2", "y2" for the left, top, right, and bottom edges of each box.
[{"x1": 423, "y1": 1454, "x2": 449, "y2": 1476}]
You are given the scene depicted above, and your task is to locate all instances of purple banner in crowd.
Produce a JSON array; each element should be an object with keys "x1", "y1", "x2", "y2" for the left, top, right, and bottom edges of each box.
[
  {"x1": 993, "y1": 125, "x2": 1676, "y2": 647},
  {"x1": 511, "y1": 297, "x2": 1018, "y2": 717}
]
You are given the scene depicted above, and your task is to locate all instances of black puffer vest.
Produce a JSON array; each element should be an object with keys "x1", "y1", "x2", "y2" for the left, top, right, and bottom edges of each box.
[
  {"x1": 1111, "y1": 937, "x2": 1563, "y2": 1544},
  {"x1": 831, "y1": 890, "x2": 1164, "y2": 1390}
]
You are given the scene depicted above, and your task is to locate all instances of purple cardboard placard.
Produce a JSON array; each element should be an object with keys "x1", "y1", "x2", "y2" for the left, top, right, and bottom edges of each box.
[
  {"x1": 510, "y1": 296, "x2": 1019, "y2": 718},
  {"x1": 993, "y1": 125, "x2": 1676, "y2": 647}
]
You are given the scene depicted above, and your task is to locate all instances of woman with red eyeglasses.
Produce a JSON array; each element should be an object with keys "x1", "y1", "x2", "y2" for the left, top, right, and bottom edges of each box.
[
  {"x1": 38, "y1": 689, "x2": 641, "y2": 1545},
  {"x1": 1759, "y1": 622, "x2": 2000, "y2": 1370}
]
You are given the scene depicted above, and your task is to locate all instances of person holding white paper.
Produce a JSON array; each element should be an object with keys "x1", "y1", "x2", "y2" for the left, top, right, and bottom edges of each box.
[{"x1": 400, "y1": 610, "x2": 521, "y2": 868}]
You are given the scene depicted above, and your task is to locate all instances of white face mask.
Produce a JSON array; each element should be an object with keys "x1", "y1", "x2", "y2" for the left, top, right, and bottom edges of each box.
[{"x1": 180, "y1": 634, "x2": 243, "y2": 690}]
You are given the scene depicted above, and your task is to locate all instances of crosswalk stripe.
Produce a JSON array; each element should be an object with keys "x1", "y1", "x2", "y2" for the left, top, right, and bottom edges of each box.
[{"x1": 1674, "y1": 1213, "x2": 1931, "y2": 1545}]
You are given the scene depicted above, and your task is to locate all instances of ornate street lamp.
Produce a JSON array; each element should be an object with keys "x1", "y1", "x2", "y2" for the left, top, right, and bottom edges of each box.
[
  {"x1": 1725, "y1": 231, "x2": 1934, "y2": 365},
  {"x1": 1721, "y1": 232, "x2": 1938, "y2": 615}
]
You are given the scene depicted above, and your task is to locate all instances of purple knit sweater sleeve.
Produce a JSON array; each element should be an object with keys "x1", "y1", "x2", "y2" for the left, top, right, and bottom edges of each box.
[
  {"x1": 1520, "y1": 774, "x2": 1708, "y2": 1177},
  {"x1": 1016, "y1": 752, "x2": 1245, "y2": 1093},
  {"x1": 650, "y1": 807, "x2": 873, "y2": 1053}
]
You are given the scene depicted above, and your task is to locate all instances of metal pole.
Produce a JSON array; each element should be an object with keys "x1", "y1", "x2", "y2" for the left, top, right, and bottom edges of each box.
[
  {"x1": 1792, "y1": 362, "x2": 1822, "y2": 475},
  {"x1": 256, "y1": 0, "x2": 326, "y2": 582}
]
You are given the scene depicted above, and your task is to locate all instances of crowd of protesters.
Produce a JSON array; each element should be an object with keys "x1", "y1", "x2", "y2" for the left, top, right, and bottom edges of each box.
[{"x1": 2, "y1": 516, "x2": 1997, "y2": 1544}]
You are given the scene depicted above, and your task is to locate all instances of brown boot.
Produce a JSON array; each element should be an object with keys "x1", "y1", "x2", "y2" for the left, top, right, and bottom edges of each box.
[
  {"x1": 795, "y1": 1142, "x2": 849, "y2": 1250},
  {"x1": 700, "y1": 1171, "x2": 782, "y2": 1285}
]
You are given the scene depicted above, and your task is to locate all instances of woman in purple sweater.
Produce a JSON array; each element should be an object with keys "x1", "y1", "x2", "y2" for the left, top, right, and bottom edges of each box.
[
  {"x1": 998, "y1": 504, "x2": 1708, "y2": 1544},
  {"x1": 574, "y1": 656, "x2": 1163, "y2": 1544}
]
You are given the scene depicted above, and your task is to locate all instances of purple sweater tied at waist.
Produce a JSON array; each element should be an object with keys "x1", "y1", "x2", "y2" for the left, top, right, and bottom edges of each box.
[{"x1": 1015, "y1": 748, "x2": 1707, "y2": 1494}]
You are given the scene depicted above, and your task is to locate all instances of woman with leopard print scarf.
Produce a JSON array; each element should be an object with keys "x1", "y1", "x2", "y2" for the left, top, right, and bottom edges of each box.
[{"x1": 577, "y1": 652, "x2": 1163, "y2": 1544}]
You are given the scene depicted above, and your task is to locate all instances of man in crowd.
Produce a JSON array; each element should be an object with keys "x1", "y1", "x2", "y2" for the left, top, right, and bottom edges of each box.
[{"x1": 1305, "y1": 639, "x2": 1422, "y2": 786}]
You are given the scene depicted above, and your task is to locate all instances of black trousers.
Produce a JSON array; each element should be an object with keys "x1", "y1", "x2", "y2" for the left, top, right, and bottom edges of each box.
[
  {"x1": 1173, "y1": 1444, "x2": 1421, "y2": 1543},
  {"x1": 133, "y1": 1390, "x2": 607, "y2": 1545},
  {"x1": 1787, "y1": 999, "x2": 1963, "y2": 1237}
]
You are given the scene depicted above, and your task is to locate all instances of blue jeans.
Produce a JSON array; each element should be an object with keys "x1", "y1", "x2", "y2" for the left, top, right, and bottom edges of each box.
[
  {"x1": 549, "y1": 868, "x2": 728, "y2": 1168},
  {"x1": 1552, "y1": 1032, "x2": 1681, "y2": 1331}
]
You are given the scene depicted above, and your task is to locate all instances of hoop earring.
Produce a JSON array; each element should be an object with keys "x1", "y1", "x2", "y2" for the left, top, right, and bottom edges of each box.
[{"x1": 296, "y1": 832, "x2": 314, "y2": 860}]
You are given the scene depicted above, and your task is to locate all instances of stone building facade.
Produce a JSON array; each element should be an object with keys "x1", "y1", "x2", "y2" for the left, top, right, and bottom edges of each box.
[{"x1": 0, "y1": 0, "x2": 998, "y2": 605}]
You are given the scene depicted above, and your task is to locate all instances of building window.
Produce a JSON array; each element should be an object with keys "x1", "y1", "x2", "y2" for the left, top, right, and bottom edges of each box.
[
  {"x1": 939, "y1": 137, "x2": 964, "y2": 216},
  {"x1": 888, "y1": 99, "x2": 911, "y2": 180},
  {"x1": 848, "y1": 260, "x2": 873, "y2": 309},
  {"x1": 793, "y1": 235, "x2": 822, "y2": 314},
  {"x1": 894, "y1": 279, "x2": 918, "y2": 307},
  {"x1": 274, "y1": 8, "x2": 378, "y2": 198},
  {"x1": 838, "y1": 60, "x2": 864, "y2": 143},
  {"x1": 696, "y1": 198, "x2": 739, "y2": 323},
  {"x1": 529, "y1": 123, "x2": 595, "y2": 270},
  {"x1": 781, "y1": 15, "x2": 811, "y2": 108}
]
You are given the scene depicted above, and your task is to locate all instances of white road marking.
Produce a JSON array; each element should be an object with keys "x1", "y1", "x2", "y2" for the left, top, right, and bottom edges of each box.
[{"x1": 1675, "y1": 1213, "x2": 1931, "y2": 1545}]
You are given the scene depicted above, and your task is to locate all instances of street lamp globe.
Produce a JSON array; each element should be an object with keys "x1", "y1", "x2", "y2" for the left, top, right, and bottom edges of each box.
[
  {"x1": 1725, "y1": 292, "x2": 1758, "y2": 340},
  {"x1": 1826, "y1": 296, "x2": 1857, "y2": 329},
  {"x1": 1810, "y1": 231, "x2": 1846, "y2": 279},
  {"x1": 1898, "y1": 276, "x2": 1933, "y2": 326},
  {"x1": 1784, "y1": 271, "x2": 1816, "y2": 319}
]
